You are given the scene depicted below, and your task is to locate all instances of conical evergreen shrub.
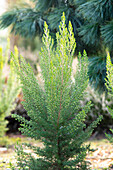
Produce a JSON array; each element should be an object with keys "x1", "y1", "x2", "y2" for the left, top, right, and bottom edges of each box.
[{"x1": 11, "y1": 13, "x2": 102, "y2": 170}]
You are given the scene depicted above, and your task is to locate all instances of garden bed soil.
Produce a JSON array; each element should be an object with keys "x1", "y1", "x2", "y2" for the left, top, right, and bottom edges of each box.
[{"x1": 0, "y1": 135, "x2": 113, "y2": 170}]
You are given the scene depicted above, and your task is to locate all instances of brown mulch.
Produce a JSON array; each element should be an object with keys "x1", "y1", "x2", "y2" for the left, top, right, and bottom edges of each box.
[{"x1": 86, "y1": 139, "x2": 113, "y2": 169}]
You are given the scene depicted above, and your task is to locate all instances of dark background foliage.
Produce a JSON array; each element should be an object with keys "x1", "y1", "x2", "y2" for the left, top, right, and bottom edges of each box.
[{"x1": 0, "y1": 0, "x2": 113, "y2": 91}]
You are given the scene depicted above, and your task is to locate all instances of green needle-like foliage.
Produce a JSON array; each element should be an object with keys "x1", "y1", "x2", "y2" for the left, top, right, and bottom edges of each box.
[
  {"x1": 78, "y1": 0, "x2": 113, "y2": 49},
  {"x1": 1, "y1": 0, "x2": 113, "y2": 92},
  {"x1": 0, "y1": 0, "x2": 85, "y2": 52},
  {"x1": 77, "y1": 0, "x2": 113, "y2": 92},
  {"x1": 11, "y1": 13, "x2": 102, "y2": 169},
  {"x1": 88, "y1": 56, "x2": 107, "y2": 92},
  {"x1": 0, "y1": 40, "x2": 20, "y2": 137}
]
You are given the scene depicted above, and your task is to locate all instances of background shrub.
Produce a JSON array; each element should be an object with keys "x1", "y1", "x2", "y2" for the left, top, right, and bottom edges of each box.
[{"x1": 0, "y1": 39, "x2": 20, "y2": 138}]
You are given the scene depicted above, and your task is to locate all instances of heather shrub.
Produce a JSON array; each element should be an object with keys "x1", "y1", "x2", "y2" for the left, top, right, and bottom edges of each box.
[
  {"x1": 0, "y1": 39, "x2": 20, "y2": 138},
  {"x1": 11, "y1": 13, "x2": 102, "y2": 169},
  {"x1": 105, "y1": 51, "x2": 113, "y2": 142}
]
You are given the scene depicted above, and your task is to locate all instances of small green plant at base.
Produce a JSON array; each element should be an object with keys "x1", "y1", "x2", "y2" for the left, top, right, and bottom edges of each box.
[
  {"x1": 0, "y1": 39, "x2": 20, "y2": 139},
  {"x1": 11, "y1": 13, "x2": 102, "y2": 170}
]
